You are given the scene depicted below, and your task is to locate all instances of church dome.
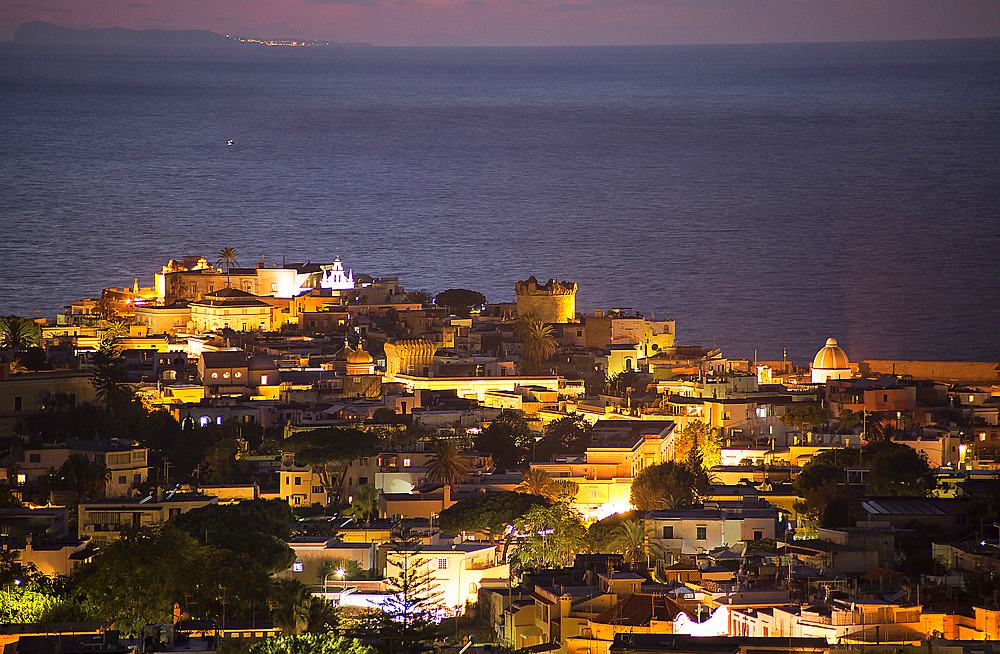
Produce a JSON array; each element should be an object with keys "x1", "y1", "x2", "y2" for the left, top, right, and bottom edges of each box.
[
  {"x1": 347, "y1": 346, "x2": 374, "y2": 365},
  {"x1": 812, "y1": 337, "x2": 849, "y2": 371}
]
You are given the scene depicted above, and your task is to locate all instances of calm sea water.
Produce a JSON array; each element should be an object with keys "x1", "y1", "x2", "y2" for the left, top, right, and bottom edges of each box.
[{"x1": 2, "y1": 40, "x2": 999, "y2": 365}]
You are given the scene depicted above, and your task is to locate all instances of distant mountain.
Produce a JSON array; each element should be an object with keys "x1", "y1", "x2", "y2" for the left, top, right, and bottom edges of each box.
[{"x1": 12, "y1": 21, "x2": 236, "y2": 48}]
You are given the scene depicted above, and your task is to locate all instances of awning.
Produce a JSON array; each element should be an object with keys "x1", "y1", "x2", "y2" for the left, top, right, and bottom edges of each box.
[{"x1": 522, "y1": 641, "x2": 558, "y2": 652}]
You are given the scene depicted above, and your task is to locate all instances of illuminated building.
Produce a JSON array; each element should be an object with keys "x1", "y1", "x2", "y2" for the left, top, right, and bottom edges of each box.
[
  {"x1": 530, "y1": 419, "x2": 676, "y2": 521},
  {"x1": 384, "y1": 542, "x2": 509, "y2": 612},
  {"x1": 188, "y1": 287, "x2": 273, "y2": 332},
  {"x1": 320, "y1": 257, "x2": 355, "y2": 290},
  {"x1": 515, "y1": 277, "x2": 577, "y2": 324},
  {"x1": 810, "y1": 337, "x2": 851, "y2": 384}
]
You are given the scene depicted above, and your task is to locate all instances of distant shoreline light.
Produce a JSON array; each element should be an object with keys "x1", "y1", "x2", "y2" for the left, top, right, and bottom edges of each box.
[{"x1": 227, "y1": 35, "x2": 370, "y2": 47}]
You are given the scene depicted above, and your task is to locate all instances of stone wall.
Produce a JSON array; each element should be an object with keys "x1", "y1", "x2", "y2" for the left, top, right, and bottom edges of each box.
[{"x1": 857, "y1": 360, "x2": 1000, "y2": 385}]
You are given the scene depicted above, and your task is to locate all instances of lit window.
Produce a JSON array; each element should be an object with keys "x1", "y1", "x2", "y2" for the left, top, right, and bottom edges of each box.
[
  {"x1": 234, "y1": 371, "x2": 242, "y2": 378},
  {"x1": 211, "y1": 372, "x2": 218, "y2": 379},
  {"x1": 293, "y1": 562, "x2": 304, "y2": 572},
  {"x1": 261, "y1": 374, "x2": 268, "y2": 385},
  {"x1": 403, "y1": 458, "x2": 411, "y2": 467},
  {"x1": 199, "y1": 416, "x2": 210, "y2": 427},
  {"x1": 271, "y1": 283, "x2": 278, "y2": 292},
  {"x1": 223, "y1": 371, "x2": 230, "y2": 379},
  {"x1": 216, "y1": 416, "x2": 223, "y2": 425}
]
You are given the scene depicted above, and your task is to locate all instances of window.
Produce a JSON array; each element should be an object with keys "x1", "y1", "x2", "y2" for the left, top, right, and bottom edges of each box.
[
  {"x1": 696, "y1": 526, "x2": 707, "y2": 540},
  {"x1": 359, "y1": 477, "x2": 369, "y2": 486},
  {"x1": 211, "y1": 372, "x2": 218, "y2": 379},
  {"x1": 294, "y1": 476, "x2": 302, "y2": 486},
  {"x1": 438, "y1": 558, "x2": 449, "y2": 569},
  {"x1": 134, "y1": 474, "x2": 141, "y2": 483},
  {"x1": 29, "y1": 453, "x2": 41, "y2": 463},
  {"x1": 293, "y1": 562, "x2": 304, "y2": 572},
  {"x1": 662, "y1": 525, "x2": 673, "y2": 539},
  {"x1": 590, "y1": 489, "x2": 597, "y2": 499},
  {"x1": 118, "y1": 475, "x2": 127, "y2": 484},
  {"x1": 261, "y1": 374, "x2": 268, "y2": 385},
  {"x1": 271, "y1": 283, "x2": 278, "y2": 292},
  {"x1": 234, "y1": 371, "x2": 242, "y2": 378},
  {"x1": 14, "y1": 396, "x2": 22, "y2": 412},
  {"x1": 753, "y1": 530, "x2": 763, "y2": 540},
  {"x1": 403, "y1": 458, "x2": 411, "y2": 467},
  {"x1": 223, "y1": 371, "x2": 230, "y2": 379}
]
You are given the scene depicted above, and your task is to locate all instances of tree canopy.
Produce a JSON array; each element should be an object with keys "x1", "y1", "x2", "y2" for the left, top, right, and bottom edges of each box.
[
  {"x1": 168, "y1": 499, "x2": 295, "y2": 574},
  {"x1": 282, "y1": 427, "x2": 380, "y2": 504},
  {"x1": 78, "y1": 525, "x2": 275, "y2": 633},
  {"x1": 438, "y1": 491, "x2": 550, "y2": 542},
  {"x1": 536, "y1": 415, "x2": 592, "y2": 461},
  {"x1": 473, "y1": 410, "x2": 531, "y2": 469},
  {"x1": 629, "y1": 461, "x2": 708, "y2": 511},
  {"x1": 864, "y1": 440, "x2": 936, "y2": 496},
  {"x1": 434, "y1": 289, "x2": 486, "y2": 317},
  {"x1": 510, "y1": 503, "x2": 586, "y2": 569},
  {"x1": 780, "y1": 405, "x2": 834, "y2": 434}
]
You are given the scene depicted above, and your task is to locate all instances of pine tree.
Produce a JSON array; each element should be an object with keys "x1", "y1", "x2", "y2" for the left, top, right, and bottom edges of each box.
[{"x1": 379, "y1": 539, "x2": 444, "y2": 654}]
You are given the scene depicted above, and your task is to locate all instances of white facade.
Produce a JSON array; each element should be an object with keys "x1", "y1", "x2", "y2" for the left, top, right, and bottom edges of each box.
[{"x1": 321, "y1": 258, "x2": 355, "y2": 291}]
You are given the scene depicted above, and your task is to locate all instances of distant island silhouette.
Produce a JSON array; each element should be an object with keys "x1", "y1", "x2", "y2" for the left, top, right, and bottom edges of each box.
[{"x1": 9, "y1": 22, "x2": 371, "y2": 49}]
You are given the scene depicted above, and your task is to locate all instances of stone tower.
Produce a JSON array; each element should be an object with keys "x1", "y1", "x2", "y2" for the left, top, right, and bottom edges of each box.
[
  {"x1": 383, "y1": 338, "x2": 436, "y2": 378},
  {"x1": 515, "y1": 276, "x2": 577, "y2": 324}
]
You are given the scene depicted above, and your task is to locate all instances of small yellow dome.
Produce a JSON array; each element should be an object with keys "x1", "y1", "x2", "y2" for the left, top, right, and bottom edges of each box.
[
  {"x1": 812, "y1": 337, "x2": 849, "y2": 370},
  {"x1": 347, "y1": 346, "x2": 374, "y2": 365}
]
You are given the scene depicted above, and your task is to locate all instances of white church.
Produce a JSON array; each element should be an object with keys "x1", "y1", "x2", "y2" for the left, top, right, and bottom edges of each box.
[{"x1": 320, "y1": 258, "x2": 355, "y2": 291}]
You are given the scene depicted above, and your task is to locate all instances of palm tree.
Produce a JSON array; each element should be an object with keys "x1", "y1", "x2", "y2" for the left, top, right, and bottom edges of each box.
[
  {"x1": 425, "y1": 439, "x2": 468, "y2": 486},
  {"x1": 165, "y1": 274, "x2": 183, "y2": 303},
  {"x1": 617, "y1": 518, "x2": 653, "y2": 565},
  {"x1": 0, "y1": 316, "x2": 39, "y2": 350},
  {"x1": 521, "y1": 320, "x2": 557, "y2": 375},
  {"x1": 343, "y1": 484, "x2": 378, "y2": 521},
  {"x1": 269, "y1": 579, "x2": 312, "y2": 635},
  {"x1": 216, "y1": 247, "x2": 239, "y2": 288},
  {"x1": 516, "y1": 469, "x2": 554, "y2": 498},
  {"x1": 93, "y1": 295, "x2": 115, "y2": 321},
  {"x1": 306, "y1": 596, "x2": 340, "y2": 633}
]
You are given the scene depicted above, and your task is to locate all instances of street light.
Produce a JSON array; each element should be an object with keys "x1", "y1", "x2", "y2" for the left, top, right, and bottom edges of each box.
[{"x1": 336, "y1": 567, "x2": 346, "y2": 594}]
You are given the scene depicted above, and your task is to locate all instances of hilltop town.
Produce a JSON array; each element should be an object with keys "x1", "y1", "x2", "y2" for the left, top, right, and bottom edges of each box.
[{"x1": 1, "y1": 252, "x2": 999, "y2": 653}]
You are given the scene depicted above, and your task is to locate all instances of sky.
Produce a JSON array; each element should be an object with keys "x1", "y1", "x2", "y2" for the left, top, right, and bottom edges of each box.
[{"x1": 2, "y1": 0, "x2": 1000, "y2": 46}]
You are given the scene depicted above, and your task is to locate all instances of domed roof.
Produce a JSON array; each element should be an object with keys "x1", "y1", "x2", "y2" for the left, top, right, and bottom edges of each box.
[
  {"x1": 347, "y1": 346, "x2": 374, "y2": 365},
  {"x1": 248, "y1": 353, "x2": 278, "y2": 371},
  {"x1": 812, "y1": 337, "x2": 849, "y2": 370}
]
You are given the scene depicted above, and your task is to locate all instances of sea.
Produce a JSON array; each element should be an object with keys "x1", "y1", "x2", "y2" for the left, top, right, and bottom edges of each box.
[{"x1": 1, "y1": 39, "x2": 999, "y2": 366}]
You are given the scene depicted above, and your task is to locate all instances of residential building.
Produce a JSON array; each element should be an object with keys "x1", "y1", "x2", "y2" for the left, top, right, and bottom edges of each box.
[
  {"x1": 78, "y1": 492, "x2": 217, "y2": 544},
  {"x1": 384, "y1": 542, "x2": 509, "y2": 611},
  {"x1": 646, "y1": 503, "x2": 778, "y2": 557}
]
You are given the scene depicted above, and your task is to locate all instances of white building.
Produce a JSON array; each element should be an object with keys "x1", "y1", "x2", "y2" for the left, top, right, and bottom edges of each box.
[
  {"x1": 321, "y1": 258, "x2": 355, "y2": 291},
  {"x1": 810, "y1": 337, "x2": 852, "y2": 384}
]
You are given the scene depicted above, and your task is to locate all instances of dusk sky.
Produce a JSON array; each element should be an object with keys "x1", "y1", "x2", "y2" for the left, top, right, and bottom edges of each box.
[{"x1": 2, "y1": 0, "x2": 1000, "y2": 46}]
